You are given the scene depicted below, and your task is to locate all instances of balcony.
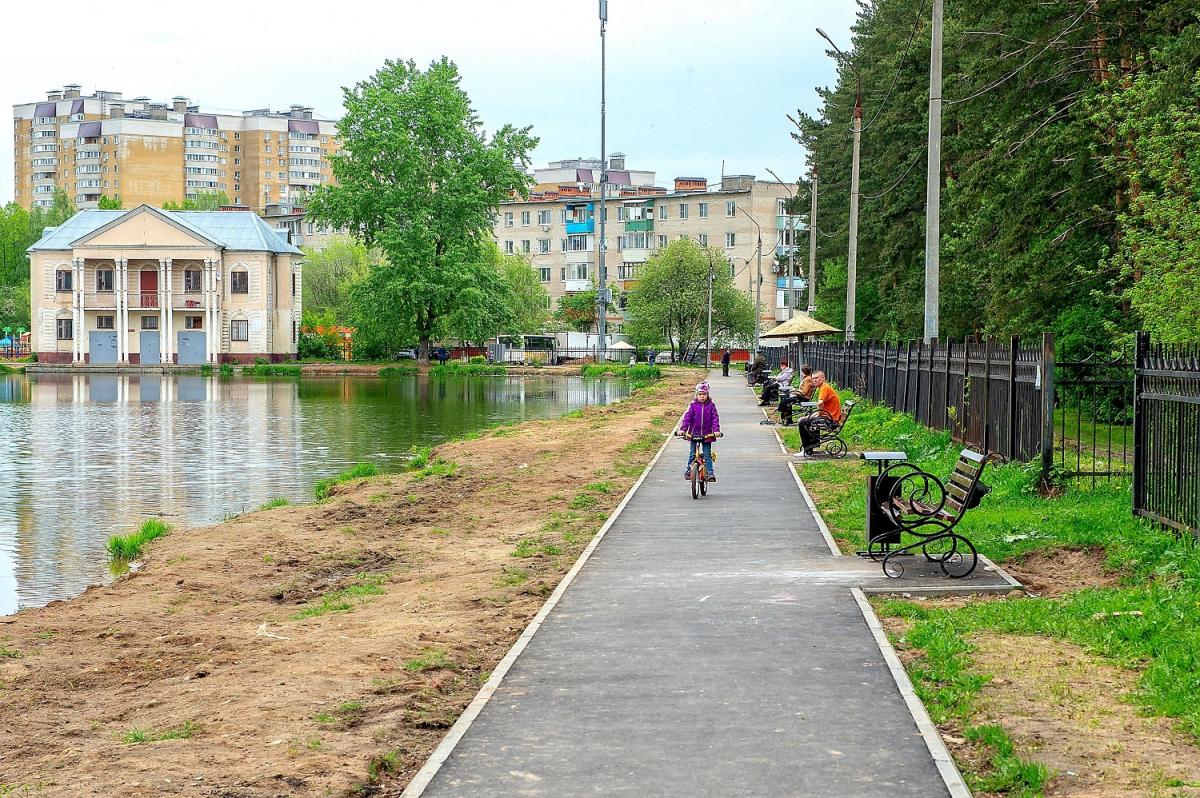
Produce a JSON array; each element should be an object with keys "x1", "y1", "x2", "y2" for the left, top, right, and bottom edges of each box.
[
  {"x1": 174, "y1": 293, "x2": 204, "y2": 309},
  {"x1": 565, "y1": 218, "x2": 594, "y2": 235},
  {"x1": 564, "y1": 278, "x2": 593, "y2": 293},
  {"x1": 776, "y1": 214, "x2": 801, "y2": 230},
  {"x1": 76, "y1": 150, "x2": 101, "y2": 161},
  {"x1": 564, "y1": 249, "x2": 593, "y2": 264},
  {"x1": 776, "y1": 243, "x2": 802, "y2": 259},
  {"x1": 130, "y1": 291, "x2": 159, "y2": 309},
  {"x1": 624, "y1": 218, "x2": 653, "y2": 233},
  {"x1": 82, "y1": 292, "x2": 118, "y2": 309},
  {"x1": 775, "y1": 276, "x2": 806, "y2": 290},
  {"x1": 621, "y1": 248, "x2": 651, "y2": 263}
]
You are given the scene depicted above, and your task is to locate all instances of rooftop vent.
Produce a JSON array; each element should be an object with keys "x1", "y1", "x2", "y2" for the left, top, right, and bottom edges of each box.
[
  {"x1": 172, "y1": 96, "x2": 189, "y2": 112},
  {"x1": 63, "y1": 85, "x2": 82, "y2": 99},
  {"x1": 47, "y1": 90, "x2": 63, "y2": 101},
  {"x1": 609, "y1": 152, "x2": 626, "y2": 170}
]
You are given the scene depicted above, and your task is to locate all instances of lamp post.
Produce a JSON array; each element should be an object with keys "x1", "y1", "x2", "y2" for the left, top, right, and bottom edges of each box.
[
  {"x1": 736, "y1": 205, "x2": 763, "y2": 357},
  {"x1": 706, "y1": 249, "x2": 714, "y2": 370},
  {"x1": 596, "y1": 0, "x2": 609, "y2": 364},
  {"x1": 765, "y1": 167, "x2": 799, "y2": 318},
  {"x1": 924, "y1": 0, "x2": 944, "y2": 342},
  {"x1": 817, "y1": 27, "x2": 861, "y2": 341}
]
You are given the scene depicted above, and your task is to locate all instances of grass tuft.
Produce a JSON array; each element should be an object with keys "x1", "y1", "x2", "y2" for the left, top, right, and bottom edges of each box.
[
  {"x1": 430, "y1": 362, "x2": 508, "y2": 376},
  {"x1": 243, "y1": 363, "x2": 302, "y2": 377},
  {"x1": 121, "y1": 720, "x2": 196, "y2": 744},
  {"x1": 313, "y1": 463, "x2": 379, "y2": 500},
  {"x1": 378, "y1": 366, "x2": 418, "y2": 378},
  {"x1": 290, "y1": 573, "x2": 387, "y2": 620},
  {"x1": 106, "y1": 519, "x2": 170, "y2": 561},
  {"x1": 403, "y1": 648, "x2": 455, "y2": 672},
  {"x1": 258, "y1": 497, "x2": 290, "y2": 511}
]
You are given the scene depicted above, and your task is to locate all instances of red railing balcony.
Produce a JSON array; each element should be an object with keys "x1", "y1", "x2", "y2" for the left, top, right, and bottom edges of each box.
[{"x1": 132, "y1": 291, "x2": 159, "y2": 309}]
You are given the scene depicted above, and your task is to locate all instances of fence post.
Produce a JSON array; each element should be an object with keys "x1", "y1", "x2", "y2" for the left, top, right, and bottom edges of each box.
[
  {"x1": 902, "y1": 341, "x2": 912, "y2": 414},
  {"x1": 1039, "y1": 332, "x2": 1056, "y2": 488},
  {"x1": 944, "y1": 339, "x2": 954, "y2": 435},
  {"x1": 964, "y1": 337, "x2": 972, "y2": 445},
  {"x1": 1132, "y1": 330, "x2": 1149, "y2": 518},
  {"x1": 1007, "y1": 335, "x2": 1019, "y2": 461}
]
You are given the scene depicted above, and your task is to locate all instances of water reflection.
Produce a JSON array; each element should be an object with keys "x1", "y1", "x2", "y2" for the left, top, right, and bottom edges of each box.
[{"x1": 0, "y1": 372, "x2": 626, "y2": 614}]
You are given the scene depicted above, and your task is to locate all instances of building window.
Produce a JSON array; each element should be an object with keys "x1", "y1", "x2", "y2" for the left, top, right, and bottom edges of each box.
[
  {"x1": 231, "y1": 319, "x2": 249, "y2": 341},
  {"x1": 566, "y1": 234, "x2": 589, "y2": 252},
  {"x1": 521, "y1": 210, "x2": 531, "y2": 226},
  {"x1": 726, "y1": 200, "x2": 736, "y2": 217},
  {"x1": 538, "y1": 238, "x2": 551, "y2": 254},
  {"x1": 617, "y1": 206, "x2": 627, "y2": 222},
  {"x1": 657, "y1": 235, "x2": 667, "y2": 249},
  {"x1": 679, "y1": 204, "x2": 689, "y2": 219},
  {"x1": 96, "y1": 270, "x2": 113, "y2": 292},
  {"x1": 658, "y1": 204, "x2": 667, "y2": 220},
  {"x1": 504, "y1": 240, "x2": 515, "y2": 254},
  {"x1": 141, "y1": 316, "x2": 159, "y2": 330},
  {"x1": 185, "y1": 316, "x2": 203, "y2": 329},
  {"x1": 522, "y1": 240, "x2": 531, "y2": 254},
  {"x1": 57, "y1": 319, "x2": 73, "y2": 340},
  {"x1": 96, "y1": 315, "x2": 115, "y2": 330},
  {"x1": 725, "y1": 232, "x2": 736, "y2": 248},
  {"x1": 619, "y1": 263, "x2": 638, "y2": 279},
  {"x1": 504, "y1": 212, "x2": 514, "y2": 228},
  {"x1": 697, "y1": 202, "x2": 708, "y2": 218},
  {"x1": 566, "y1": 263, "x2": 589, "y2": 281},
  {"x1": 538, "y1": 209, "x2": 551, "y2": 225},
  {"x1": 699, "y1": 233, "x2": 709, "y2": 247},
  {"x1": 184, "y1": 270, "x2": 202, "y2": 292},
  {"x1": 538, "y1": 266, "x2": 551, "y2": 282},
  {"x1": 56, "y1": 270, "x2": 73, "y2": 292},
  {"x1": 230, "y1": 271, "x2": 249, "y2": 294}
]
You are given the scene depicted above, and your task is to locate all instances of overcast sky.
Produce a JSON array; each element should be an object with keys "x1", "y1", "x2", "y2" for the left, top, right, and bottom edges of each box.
[{"x1": 2, "y1": 0, "x2": 858, "y2": 204}]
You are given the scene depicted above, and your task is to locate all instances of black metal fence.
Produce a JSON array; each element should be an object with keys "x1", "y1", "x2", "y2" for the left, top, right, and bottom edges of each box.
[
  {"x1": 1055, "y1": 351, "x2": 1133, "y2": 483},
  {"x1": 1134, "y1": 332, "x2": 1200, "y2": 536},
  {"x1": 801, "y1": 336, "x2": 1050, "y2": 464}
]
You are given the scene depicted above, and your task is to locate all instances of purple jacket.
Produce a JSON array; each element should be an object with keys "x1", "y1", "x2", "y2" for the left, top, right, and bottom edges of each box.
[{"x1": 680, "y1": 399, "x2": 721, "y2": 438}]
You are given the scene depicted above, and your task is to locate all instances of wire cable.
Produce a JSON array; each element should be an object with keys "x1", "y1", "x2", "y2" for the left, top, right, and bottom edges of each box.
[
  {"x1": 862, "y1": 145, "x2": 927, "y2": 201},
  {"x1": 860, "y1": 0, "x2": 929, "y2": 133}
]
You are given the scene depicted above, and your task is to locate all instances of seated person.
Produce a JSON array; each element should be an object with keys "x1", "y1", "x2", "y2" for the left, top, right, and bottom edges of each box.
[
  {"x1": 759, "y1": 359, "x2": 795, "y2": 406},
  {"x1": 794, "y1": 371, "x2": 842, "y2": 457},
  {"x1": 779, "y1": 364, "x2": 815, "y2": 425}
]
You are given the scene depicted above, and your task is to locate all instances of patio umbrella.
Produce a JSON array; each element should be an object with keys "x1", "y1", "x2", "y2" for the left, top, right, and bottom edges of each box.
[{"x1": 761, "y1": 315, "x2": 841, "y2": 338}]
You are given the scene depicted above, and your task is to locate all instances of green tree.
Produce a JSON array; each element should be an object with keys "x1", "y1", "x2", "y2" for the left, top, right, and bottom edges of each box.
[
  {"x1": 499, "y1": 253, "x2": 550, "y2": 334},
  {"x1": 306, "y1": 58, "x2": 537, "y2": 362},
  {"x1": 625, "y1": 239, "x2": 756, "y2": 363},
  {"x1": 0, "y1": 282, "x2": 30, "y2": 331},
  {"x1": 162, "y1": 191, "x2": 231, "y2": 211},
  {"x1": 0, "y1": 203, "x2": 32, "y2": 285},
  {"x1": 300, "y1": 235, "x2": 375, "y2": 320},
  {"x1": 555, "y1": 290, "x2": 597, "y2": 333},
  {"x1": 97, "y1": 195, "x2": 123, "y2": 210}
]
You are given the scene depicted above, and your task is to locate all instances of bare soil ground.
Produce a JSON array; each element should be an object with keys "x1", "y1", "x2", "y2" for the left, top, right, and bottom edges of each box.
[
  {"x1": 1005, "y1": 546, "x2": 1123, "y2": 598},
  {"x1": 0, "y1": 372, "x2": 691, "y2": 797}
]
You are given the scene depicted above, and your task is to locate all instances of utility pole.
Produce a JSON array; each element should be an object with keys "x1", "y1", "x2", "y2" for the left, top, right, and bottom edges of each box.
[
  {"x1": 808, "y1": 164, "x2": 818, "y2": 315},
  {"x1": 706, "y1": 251, "x2": 714, "y2": 369},
  {"x1": 847, "y1": 92, "x2": 862, "y2": 342},
  {"x1": 923, "y1": 0, "x2": 944, "y2": 342},
  {"x1": 596, "y1": 0, "x2": 609, "y2": 363},
  {"x1": 737, "y1": 206, "x2": 764, "y2": 358}
]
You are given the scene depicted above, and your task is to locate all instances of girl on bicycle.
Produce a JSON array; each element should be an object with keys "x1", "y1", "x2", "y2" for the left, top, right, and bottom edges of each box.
[{"x1": 678, "y1": 381, "x2": 722, "y2": 481}]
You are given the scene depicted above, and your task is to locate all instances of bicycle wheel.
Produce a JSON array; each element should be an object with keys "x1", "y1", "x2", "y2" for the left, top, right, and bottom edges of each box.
[
  {"x1": 690, "y1": 463, "x2": 700, "y2": 500},
  {"x1": 700, "y1": 472, "x2": 708, "y2": 496}
]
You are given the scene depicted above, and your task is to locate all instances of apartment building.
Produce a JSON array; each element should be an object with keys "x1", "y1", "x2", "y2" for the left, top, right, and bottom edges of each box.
[
  {"x1": 28, "y1": 204, "x2": 302, "y2": 364},
  {"x1": 13, "y1": 85, "x2": 339, "y2": 214},
  {"x1": 494, "y1": 160, "x2": 802, "y2": 331}
]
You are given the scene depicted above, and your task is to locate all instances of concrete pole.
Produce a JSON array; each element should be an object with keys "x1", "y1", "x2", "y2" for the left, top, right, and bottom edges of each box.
[
  {"x1": 706, "y1": 252, "x2": 714, "y2": 368},
  {"x1": 924, "y1": 0, "x2": 944, "y2": 342},
  {"x1": 787, "y1": 213, "x2": 796, "y2": 319},
  {"x1": 596, "y1": 0, "x2": 608, "y2": 364},
  {"x1": 808, "y1": 166, "x2": 818, "y2": 315},
  {"x1": 755, "y1": 232, "x2": 763, "y2": 354},
  {"x1": 847, "y1": 97, "x2": 862, "y2": 342}
]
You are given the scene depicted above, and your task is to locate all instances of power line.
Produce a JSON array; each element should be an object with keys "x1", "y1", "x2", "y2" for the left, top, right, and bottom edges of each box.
[
  {"x1": 860, "y1": 0, "x2": 929, "y2": 133},
  {"x1": 863, "y1": 145, "x2": 927, "y2": 201}
]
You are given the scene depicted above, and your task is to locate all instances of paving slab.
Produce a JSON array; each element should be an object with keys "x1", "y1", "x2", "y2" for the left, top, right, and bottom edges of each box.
[{"x1": 412, "y1": 371, "x2": 985, "y2": 797}]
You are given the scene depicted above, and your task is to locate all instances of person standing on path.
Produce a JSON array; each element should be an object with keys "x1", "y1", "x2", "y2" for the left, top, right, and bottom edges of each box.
[
  {"x1": 677, "y1": 381, "x2": 722, "y2": 481},
  {"x1": 794, "y1": 372, "x2": 842, "y2": 457},
  {"x1": 721, "y1": 349, "x2": 731, "y2": 377}
]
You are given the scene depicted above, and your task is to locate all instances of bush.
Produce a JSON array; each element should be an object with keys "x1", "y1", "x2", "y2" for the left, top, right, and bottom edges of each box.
[
  {"x1": 378, "y1": 365, "x2": 418, "y2": 378},
  {"x1": 243, "y1": 363, "x2": 301, "y2": 377},
  {"x1": 431, "y1": 362, "x2": 507, "y2": 376},
  {"x1": 469, "y1": 355, "x2": 486, "y2": 364},
  {"x1": 298, "y1": 331, "x2": 342, "y2": 360}
]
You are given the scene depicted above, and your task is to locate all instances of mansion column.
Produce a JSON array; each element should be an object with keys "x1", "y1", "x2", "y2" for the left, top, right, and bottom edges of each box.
[
  {"x1": 165, "y1": 258, "x2": 174, "y2": 364},
  {"x1": 212, "y1": 257, "x2": 222, "y2": 363},
  {"x1": 116, "y1": 258, "x2": 129, "y2": 363},
  {"x1": 72, "y1": 257, "x2": 83, "y2": 363},
  {"x1": 159, "y1": 258, "x2": 168, "y2": 363}
]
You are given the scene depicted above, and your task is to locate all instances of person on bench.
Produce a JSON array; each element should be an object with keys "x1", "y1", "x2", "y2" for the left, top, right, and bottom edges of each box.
[
  {"x1": 794, "y1": 371, "x2": 841, "y2": 458},
  {"x1": 779, "y1": 364, "x2": 814, "y2": 425},
  {"x1": 758, "y1": 359, "x2": 795, "y2": 406}
]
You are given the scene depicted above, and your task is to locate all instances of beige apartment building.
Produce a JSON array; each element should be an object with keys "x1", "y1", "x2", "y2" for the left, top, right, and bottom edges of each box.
[
  {"x1": 495, "y1": 160, "x2": 802, "y2": 331},
  {"x1": 28, "y1": 205, "x2": 302, "y2": 364},
  {"x1": 13, "y1": 85, "x2": 339, "y2": 214}
]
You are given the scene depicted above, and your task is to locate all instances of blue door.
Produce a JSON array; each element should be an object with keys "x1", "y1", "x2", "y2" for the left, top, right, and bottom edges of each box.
[
  {"x1": 177, "y1": 331, "x2": 206, "y2": 365},
  {"x1": 140, "y1": 331, "x2": 160, "y2": 365},
  {"x1": 89, "y1": 331, "x2": 118, "y2": 364}
]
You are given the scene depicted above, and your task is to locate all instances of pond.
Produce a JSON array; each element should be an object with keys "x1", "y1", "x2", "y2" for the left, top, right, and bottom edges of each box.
[{"x1": 0, "y1": 372, "x2": 629, "y2": 615}]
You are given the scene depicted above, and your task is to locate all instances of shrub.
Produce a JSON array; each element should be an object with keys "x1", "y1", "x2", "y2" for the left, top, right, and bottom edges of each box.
[
  {"x1": 431, "y1": 362, "x2": 507, "y2": 376},
  {"x1": 378, "y1": 365, "x2": 418, "y2": 378},
  {"x1": 243, "y1": 363, "x2": 301, "y2": 377},
  {"x1": 469, "y1": 355, "x2": 486, "y2": 364}
]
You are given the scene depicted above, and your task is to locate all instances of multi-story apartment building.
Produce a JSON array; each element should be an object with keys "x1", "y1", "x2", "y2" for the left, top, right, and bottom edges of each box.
[
  {"x1": 13, "y1": 85, "x2": 339, "y2": 214},
  {"x1": 28, "y1": 204, "x2": 302, "y2": 364},
  {"x1": 494, "y1": 159, "x2": 802, "y2": 331}
]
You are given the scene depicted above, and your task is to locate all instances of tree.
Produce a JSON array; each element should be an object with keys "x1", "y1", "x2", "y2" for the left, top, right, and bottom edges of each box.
[
  {"x1": 97, "y1": 195, "x2": 123, "y2": 210},
  {"x1": 300, "y1": 235, "x2": 375, "y2": 320},
  {"x1": 0, "y1": 282, "x2": 30, "y2": 331},
  {"x1": 162, "y1": 191, "x2": 231, "y2": 211},
  {"x1": 305, "y1": 58, "x2": 537, "y2": 362},
  {"x1": 555, "y1": 290, "x2": 598, "y2": 333},
  {"x1": 625, "y1": 239, "x2": 756, "y2": 363},
  {"x1": 499, "y1": 253, "x2": 550, "y2": 334}
]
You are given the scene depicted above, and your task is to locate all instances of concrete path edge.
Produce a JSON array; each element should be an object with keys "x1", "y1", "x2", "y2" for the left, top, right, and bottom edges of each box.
[{"x1": 400, "y1": 414, "x2": 681, "y2": 797}]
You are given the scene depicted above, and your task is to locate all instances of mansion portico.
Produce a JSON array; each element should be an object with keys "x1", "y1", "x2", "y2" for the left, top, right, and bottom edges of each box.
[{"x1": 28, "y1": 205, "x2": 302, "y2": 364}]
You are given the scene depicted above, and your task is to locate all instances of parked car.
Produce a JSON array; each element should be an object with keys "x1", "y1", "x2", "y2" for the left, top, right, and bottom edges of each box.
[
  {"x1": 395, "y1": 348, "x2": 418, "y2": 360},
  {"x1": 654, "y1": 351, "x2": 673, "y2": 364}
]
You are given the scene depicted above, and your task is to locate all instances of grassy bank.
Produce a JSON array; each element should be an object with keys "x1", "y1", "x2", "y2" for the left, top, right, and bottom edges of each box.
[
  {"x1": 794, "y1": 398, "x2": 1200, "y2": 794},
  {"x1": 430, "y1": 362, "x2": 508, "y2": 376},
  {"x1": 105, "y1": 518, "x2": 171, "y2": 561}
]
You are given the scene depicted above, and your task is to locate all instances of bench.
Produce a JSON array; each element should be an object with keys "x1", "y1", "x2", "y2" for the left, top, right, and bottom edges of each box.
[
  {"x1": 800, "y1": 400, "x2": 856, "y2": 458},
  {"x1": 869, "y1": 448, "x2": 992, "y2": 578}
]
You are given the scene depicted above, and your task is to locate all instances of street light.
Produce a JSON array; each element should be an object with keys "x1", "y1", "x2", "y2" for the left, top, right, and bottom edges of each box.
[
  {"x1": 736, "y1": 205, "x2": 763, "y2": 357},
  {"x1": 596, "y1": 0, "x2": 609, "y2": 364},
  {"x1": 816, "y1": 27, "x2": 862, "y2": 342},
  {"x1": 785, "y1": 114, "x2": 820, "y2": 316},
  {"x1": 765, "y1": 167, "x2": 800, "y2": 319}
]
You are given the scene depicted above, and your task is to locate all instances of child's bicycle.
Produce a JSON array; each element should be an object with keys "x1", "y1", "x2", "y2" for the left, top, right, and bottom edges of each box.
[{"x1": 681, "y1": 433, "x2": 721, "y2": 500}]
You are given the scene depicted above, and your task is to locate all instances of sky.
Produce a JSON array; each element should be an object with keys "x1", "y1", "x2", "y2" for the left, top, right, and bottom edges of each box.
[{"x1": 1, "y1": 0, "x2": 859, "y2": 204}]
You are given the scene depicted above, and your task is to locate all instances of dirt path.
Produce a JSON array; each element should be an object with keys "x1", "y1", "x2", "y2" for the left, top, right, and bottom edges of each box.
[{"x1": 0, "y1": 372, "x2": 692, "y2": 797}]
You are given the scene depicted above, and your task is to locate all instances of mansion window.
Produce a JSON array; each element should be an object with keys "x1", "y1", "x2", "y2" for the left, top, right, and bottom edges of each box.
[
  {"x1": 96, "y1": 270, "x2": 113, "y2": 292},
  {"x1": 57, "y1": 319, "x2": 73, "y2": 340},
  {"x1": 231, "y1": 319, "x2": 249, "y2": 342},
  {"x1": 230, "y1": 272, "x2": 249, "y2": 294},
  {"x1": 96, "y1": 315, "x2": 115, "y2": 330},
  {"x1": 56, "y1": 270, "x2": 72, "y2": 292},
  {"x1": 184, "y1": 270, "x2": 202, "y2": 293},
  {"x1": 185, "y1": 316, "x2": 203, "y2": 329},
  {"x1": 141, "y1": 316, "x2": 158, "y2": 330}
]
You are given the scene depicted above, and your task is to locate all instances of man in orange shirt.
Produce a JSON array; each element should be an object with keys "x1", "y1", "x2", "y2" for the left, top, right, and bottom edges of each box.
[{"x1": 794, "y1": 371, "x2": 841, "y2": 457}]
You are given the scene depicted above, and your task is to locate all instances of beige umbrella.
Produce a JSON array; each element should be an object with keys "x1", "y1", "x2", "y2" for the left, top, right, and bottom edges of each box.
[{"x1": 761, "y1": 315, "x2": 841, "y2": 339}]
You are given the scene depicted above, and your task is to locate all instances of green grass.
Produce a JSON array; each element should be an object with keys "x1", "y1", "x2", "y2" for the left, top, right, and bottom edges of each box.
[
  {"x1": 430, "y1": 362, "x2": 508, "y2": 376},
  {"x1": 289, "y1": 573, "x2": 388, "y2": 620},
  {"x1": 218, "y1": 363, "x2": 234, "y2": 378},
  {"x1": 258, "y1": 497, "x2": 290, "y2": 510},
  {"x1": 511, "y1": 538, "x2": 562, "y2": 558},
  {"x1": 378, "y1": 365, "x2": 418, "y2": 378},
  {"x1": 105, "y1": 519, "x2": 170, "y2": 561},
  {"x1": 121, "y1": 720, "x2": 196, "y2": 744},
  {"x1": 313, "y1": 463, "x2": 379, "y2": 500},
  {"x1": 797, "y1": 396, "x2": 1200, "y2": 775},
  {"x1": 1053, "y1": 405, "x2": 1132, "y2": 453},
  {"x1": 581, "y1": 363, "x2": 662, "y2": 390},
  {"x1": 0, "y1": 645, "x2": 20, "y2": 659},
  {"x1": 243, "y1": 363, "x2": 302, "y2": 377},
  {"x1": 403, "y1": 648, "x2": 455, "y2": 672},
  {"x1": 0, "y1": 364, "x2": 23, "y2": 374}
]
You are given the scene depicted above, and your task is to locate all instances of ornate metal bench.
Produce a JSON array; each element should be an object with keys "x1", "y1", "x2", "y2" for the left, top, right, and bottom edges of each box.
[
  {"x1": 870, "y1": 448, "x2": 991, "y2": 578},
  {"x1": 803, "y1": 400, "x2": 856, "y2": 458}
]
